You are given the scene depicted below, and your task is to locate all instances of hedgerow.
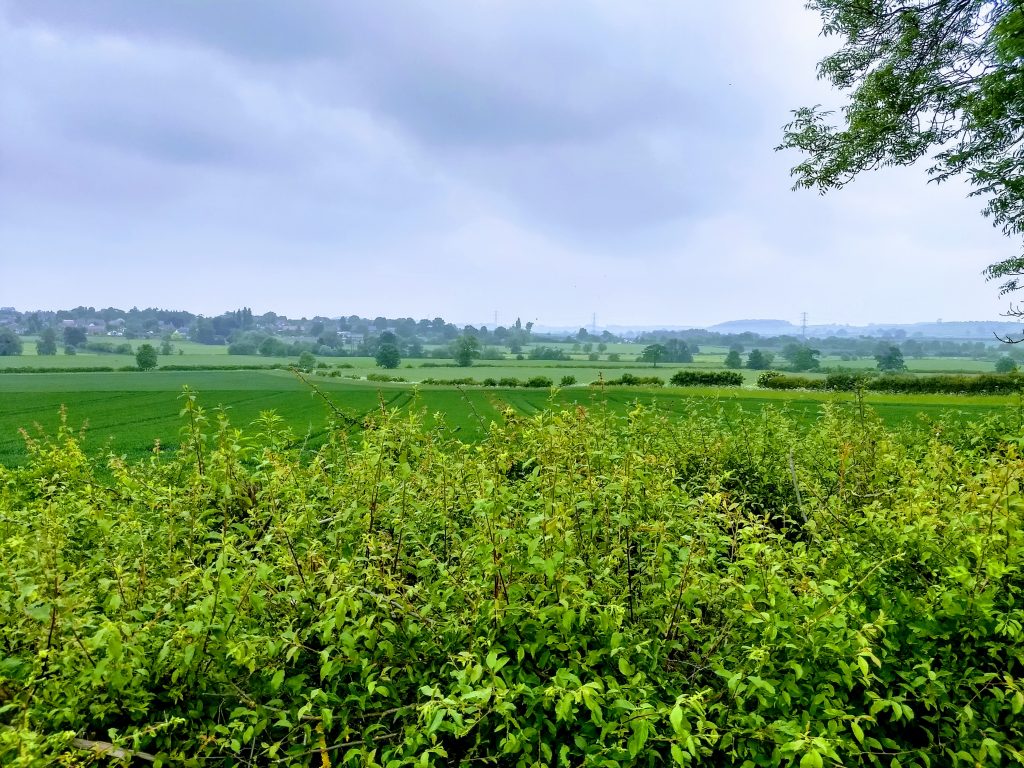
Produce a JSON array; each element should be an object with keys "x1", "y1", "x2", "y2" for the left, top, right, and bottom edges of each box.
[
  {"x1": 1, "y1": 395, "x2": 1022, "y2": 766},
  {"x1": 669, "y1": 371, "x2": 744, "y2": 387},
  {"x1": 758, "y1": 370, "x2": 1024, "y2": 394}
]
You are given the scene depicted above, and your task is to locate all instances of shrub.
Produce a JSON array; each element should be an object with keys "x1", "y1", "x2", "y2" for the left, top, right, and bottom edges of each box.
[
  {"x1": 498, "y1": 377, "x2": 521, "y2": 387},
  {"x1": 669, "y1": 370, "x2": 744, "y2": 387},
  {"x1": 2, "y1": 401, "x2": 1023, "y2": 765},
  {"x1": 559, "y1": 375, "x2": 577, "y2": 387},
  {"x1": 598, "y1": 373, "x2": 664, "y2": 386},
  {"x1": 524, "y1": 376, "x2": 554, "y2": 388}
]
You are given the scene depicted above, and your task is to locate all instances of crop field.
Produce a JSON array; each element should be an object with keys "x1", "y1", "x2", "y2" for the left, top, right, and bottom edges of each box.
[{"x1": 0, "y1": 368, "x2": 1016, "y2": 466}]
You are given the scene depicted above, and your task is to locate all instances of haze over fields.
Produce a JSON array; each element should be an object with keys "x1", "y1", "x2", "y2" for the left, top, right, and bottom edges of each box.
[{"x1": 0, "y1": 0, "x2": 1014, "y2": 324}]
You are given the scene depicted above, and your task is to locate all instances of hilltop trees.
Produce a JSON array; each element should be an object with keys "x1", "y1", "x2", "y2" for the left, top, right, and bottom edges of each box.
[{"x1": 781, "y1": 1, "x2": 1024, "y2": 305}]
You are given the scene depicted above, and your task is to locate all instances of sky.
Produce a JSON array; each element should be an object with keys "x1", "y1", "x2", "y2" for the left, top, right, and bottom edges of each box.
[{"x1": 0, "y1": 0, "x2": 1017, "y2": 327}]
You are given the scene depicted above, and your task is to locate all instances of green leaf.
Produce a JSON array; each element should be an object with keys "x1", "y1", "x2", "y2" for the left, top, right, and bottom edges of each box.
[
  {"x1": 851, "y1": 721, "x2": 864, "y2": 745},
  {"x1": 270, "y1": 669, "x2": 284, "y2": 692},
  {"x1": 800, "y1": 751, "x2": 823, "y2": 768}
]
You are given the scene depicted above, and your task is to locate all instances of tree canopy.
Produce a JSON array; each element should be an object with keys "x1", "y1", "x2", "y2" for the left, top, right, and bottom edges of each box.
[
  {"x1": 780, "y1": 1, "x2": 1024, "y2": 297},
  {"x1": 0, "y1": 328, "x2": 22, "y2": 356}
]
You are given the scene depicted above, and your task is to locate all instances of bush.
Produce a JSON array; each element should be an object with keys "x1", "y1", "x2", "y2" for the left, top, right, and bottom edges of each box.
[
  {"x1": 669, "y1": 370, "x2": 744, "y2": 387},
  {"x1": 559, "y1": 375, "x2": 577, "y2": 386},
  {"x1": 756, "y1": 370, "x2": 824, "y2": 390},
  {"x1": 366, "y1": 373, "x2": 407, "y2": 383},
  {"x1": 524, "y1": 376, "x2": 554, "y2": 388},
  {"x1": 757, "y1": 370, "x2": 1024, "y2": 395},
  {"x1": 498, "y1": 376, "x2": 521, "y2": 387},
  {"x1": 3, "y1": 402, "x2": 1023, "y2": 765},
  {"x1": 598, "y1": 373, "x2": 664, "y2": 386}
]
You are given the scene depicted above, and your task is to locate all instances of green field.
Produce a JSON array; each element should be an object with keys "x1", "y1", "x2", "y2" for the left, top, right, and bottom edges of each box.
[{"x1": 1, "y1": 368, "x2": 1017, "y2": 466}]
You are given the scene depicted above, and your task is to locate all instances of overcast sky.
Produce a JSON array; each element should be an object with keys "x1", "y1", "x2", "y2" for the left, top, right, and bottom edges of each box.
[{"x1": 0, "y1": 0, "x2": 1016, "y2": 326}]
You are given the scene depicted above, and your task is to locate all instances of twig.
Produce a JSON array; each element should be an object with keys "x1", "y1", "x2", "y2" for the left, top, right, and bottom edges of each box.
[{"x1": 72, "y1": 738, "x2": 157, "y2": 763}]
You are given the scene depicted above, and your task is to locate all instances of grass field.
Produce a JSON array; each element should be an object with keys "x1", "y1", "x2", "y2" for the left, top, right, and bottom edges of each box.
[{"x1": 1, "y1": 368, "x2": 1017, "y2": 466}]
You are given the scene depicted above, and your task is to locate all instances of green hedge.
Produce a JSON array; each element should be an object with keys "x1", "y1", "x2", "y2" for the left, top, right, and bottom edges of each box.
[
  {"x1": 597, "y1": 373, "x2": 665, "y2": 386},
  {"x1": 669, "y1": 370, "x2": 744, "y2": 387},
  {"x1": 2, "y1": 400, "x2": 1022, "y2": 765},
  {"x1": 758, "y1": 370, "x2": 1024, "y2": 394}
]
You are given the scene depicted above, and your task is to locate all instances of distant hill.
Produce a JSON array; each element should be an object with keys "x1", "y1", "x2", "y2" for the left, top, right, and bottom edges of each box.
[{"x1": 707, "y1": 319, "x2": 800, "y2": 335}]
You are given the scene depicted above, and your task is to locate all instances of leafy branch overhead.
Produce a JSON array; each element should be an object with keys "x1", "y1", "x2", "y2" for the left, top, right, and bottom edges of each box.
[{"x1": 780, "y1": 1, "x2": 1024, "y2": 293}]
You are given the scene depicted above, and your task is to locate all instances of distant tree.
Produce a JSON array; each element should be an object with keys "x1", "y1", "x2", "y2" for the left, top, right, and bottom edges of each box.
[
  {"x1": 640, "y1": 343, "x2": 667, "y2": 367},
  {"x1": 0, "y1": 328, "x2": 23, "y2": 356},
  {"x1": 597, "y1": 342, "x2": 607, "y2": 352},
  {"x1": 160, "y1": 339, "x2": 173, "y2": 355},
  {"x1": 875, "y1": 346, "x2": 907, "y2": 373},
  {"x1": 724, "y1": 349, "x2": 743, "y2": 369},
  {"x1": 192, "y1": 318, "x2": 217, "y2": 345},
  {"x1": 746, "y1": 349, "x2": 774, "y2": 370},
  {"x1": 135, "y1": 343, "x2": 158, "y2": 371},
  {"x1": 375, "y1": 344, "x2": 401, "y2": 369},
  {"x1": 560, "y1": 375, "x2": 577, "y2": 387},
  {"x1": 63, "y1": 326, "x2": 86, "y2": 349},
  {"x1": 996, "y1": 356, "x2": 1018, "y2": 374},
  {"x1": 309, "y1": 321, "x2": 325, "y2": 337},
  {"x1": 782, "y1": 343, "x2": 821, "y2": 372},
  {"x1": 259, "y1": 337, "x2": 289, "y2": 357},
  {"x1": 297, "y1": 351, "x2": 317, "y2": 371},
  {"x1": 588, "y1": 352, "x2": 600, "y2": 361},
  {"x1": 36, "y1": 327, "x2": 58, "y2": 356},
  {"x1": 452, "y1": 334, "x2": 481, "y2": 367},
  {"x1": 663, "y1": 339, "x2": 693, "y2": 363},
  {"x1": 608, "y1": 353, "x2": 621, "y2": 362}
]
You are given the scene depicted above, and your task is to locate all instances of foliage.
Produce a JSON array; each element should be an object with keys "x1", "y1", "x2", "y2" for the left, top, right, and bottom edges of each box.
[
  {"x1": 135, "y1": 343, "x2": 159, "y2": 371},
  {"x1": 996, "y1": 355, "x2": 1018, "y2": 373},
  {"x1": 759, "y1": 370, "x2": 1024, "y2": 395},
  {"x1": 746, "y1": 349, "x2": 774, "y2": 370},
  {"x1": 0, "y1": 329, "x2": 23, "y2": 356},
  {"x1": 375, "y1": 344, "x2": 402, "y2": 370},
  {"x1": 524, "y1": 375, "x2": 554, "y2": 388},
  {"x1": 782, "y1": 344, "x2": 821, "y2": 372},
  {"x1": 296, "y1": 351, "x2": 318, "y2": 372},
  {"x1": 669, "y1": 370, "x2": 744, "y2": 387},
  {"x1": 780, "y1": 0, "x2": 1024, "y2": 296},
  {"x1": 559, "y1": 375, "x2": 577, "y2": 387},
  {"x1": 35, "y1": 328, "x2": 57, "y2": 356},
  {"x1": 640, "y1": 343, "x2": 668, "y2": 367},
  {"x1": 451, "y1": 335, "x2": 481, "y2": 367},
  {"x1": 259, "y1": 337, "x2": 289, "y2": 357},
  {"x1": 366, "y1": 373, "x2": 407, "y2": 383},
  {"x1": 2, "y1": 398, "x2": 1024, "y2": 765},
  {"x1": 62, "y1": 327, "x2": 87, "y2": 349},
  {"x1": 527, "y1": 346, "x2": 570, "y2": 362},
  {"x1": 599, "y1": 373, "x2": 665, "y2": 387},
  {"x1": 875, "y1": 345, "x2": 907, "y2": 373},
  {"x1": 724, "y1": 350, "x2": 742, "y2": 369}
]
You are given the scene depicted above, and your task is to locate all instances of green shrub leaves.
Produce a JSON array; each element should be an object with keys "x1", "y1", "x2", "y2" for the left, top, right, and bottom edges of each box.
[{"x1": 0, "y1": 398, "x2": 1022, "y2": 765}]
